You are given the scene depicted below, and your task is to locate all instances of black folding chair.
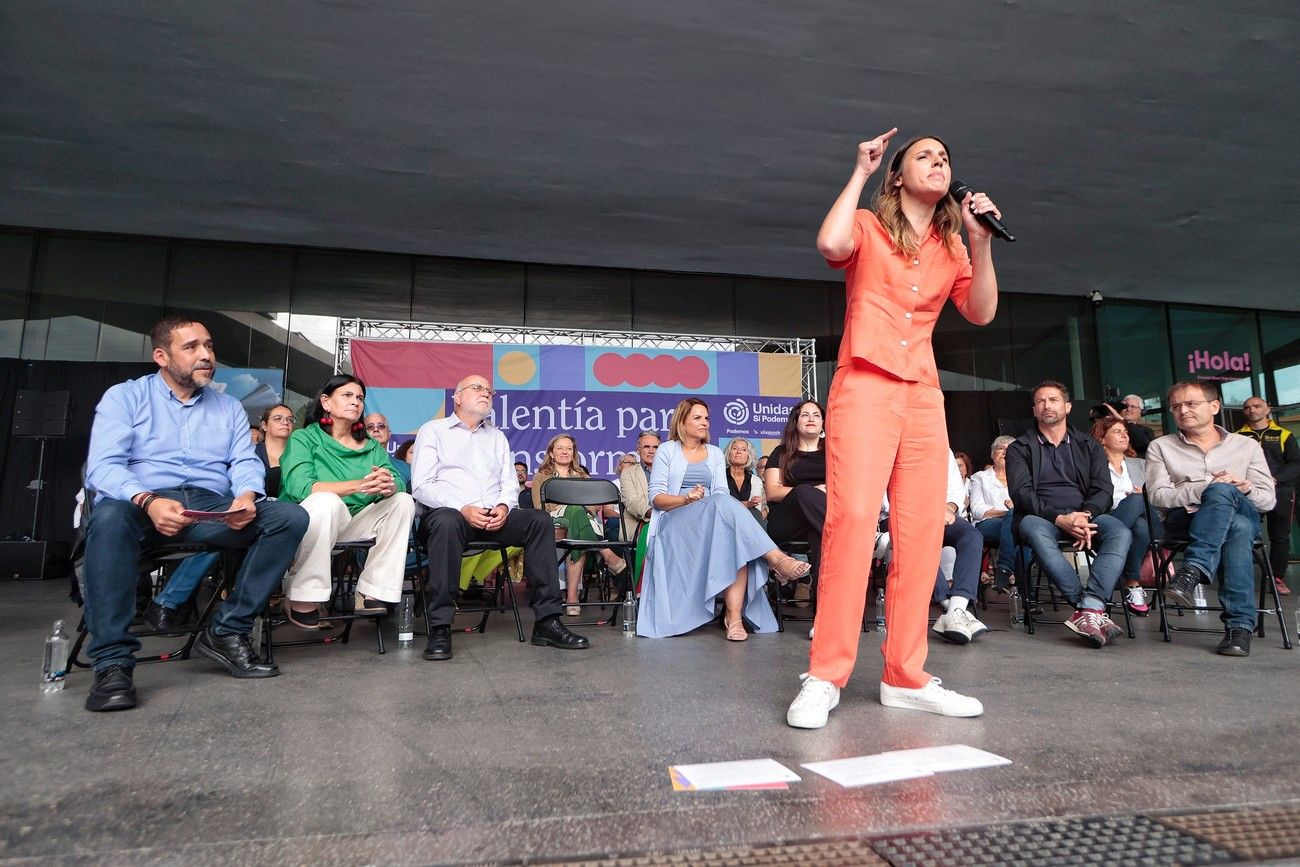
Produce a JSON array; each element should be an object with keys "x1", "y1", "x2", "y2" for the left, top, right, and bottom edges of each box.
[
  {"x1": 408, "y1": 533, "x2": 525, "y2": 642},
  {"x1": 1143, "y1": 492, "x2": 1291, "y2": 649},
  {"x1": 769, "y1": 539, "x2": 815, "y2": 632},
  {"x1": 263, "y1": 539, "x2": 387, "y2": 661},
  {"x1": 67, "y1": 542, "x2": 236, "y2": 672},
  {"x1": 540, "y1": 477, "x2": 637, "y2": 628}
]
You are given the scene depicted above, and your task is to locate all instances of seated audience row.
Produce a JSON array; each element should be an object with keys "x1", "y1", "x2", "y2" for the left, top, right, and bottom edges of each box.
[{"x1": 78, "y1": 317, "x2": 1285, "y2": 717}]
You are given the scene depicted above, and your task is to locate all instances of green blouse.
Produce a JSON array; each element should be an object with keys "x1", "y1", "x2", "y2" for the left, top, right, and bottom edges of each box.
[{"x1": 279, "y1": 422, "x2": 407, "y2": 515}]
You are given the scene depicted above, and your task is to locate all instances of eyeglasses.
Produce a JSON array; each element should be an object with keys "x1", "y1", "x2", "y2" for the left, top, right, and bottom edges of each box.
[
  {"x1": 267, "y1": 415, "x2": 295, "y2": 424},
  {"x1": 365, "y1": 423, "x2": 389, "y2": 432},
  {"x1": 1169, "y1": 400, "x2": 1211, "y2": 412},
  {"x1": 460, "y1": 383, "x2": 495, "y2": 397}
]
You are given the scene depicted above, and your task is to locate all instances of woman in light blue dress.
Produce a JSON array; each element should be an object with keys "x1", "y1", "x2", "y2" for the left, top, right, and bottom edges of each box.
[{"x1": 637, "y1": 398, "x2": 811, "y2": 640}]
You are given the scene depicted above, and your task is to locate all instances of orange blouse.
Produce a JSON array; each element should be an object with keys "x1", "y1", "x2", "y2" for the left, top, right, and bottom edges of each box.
[{"x1": 827, "y1": 209, "x2": 974, "y2": 388}]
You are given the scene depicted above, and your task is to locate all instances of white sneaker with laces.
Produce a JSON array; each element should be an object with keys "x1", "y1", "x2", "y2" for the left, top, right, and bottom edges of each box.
[
  {"x1": 786, "y1": 673, "x2": 840, "y2": 729},
  {"x1": 932, "y1": 611, "x2": 973, "y2": 645},
  {"x1": 955, "y1": 607, "x2": 989, "y2": 640},
  {"x1": 880, "y1": 677, "x2": 983, "y2": 717}
]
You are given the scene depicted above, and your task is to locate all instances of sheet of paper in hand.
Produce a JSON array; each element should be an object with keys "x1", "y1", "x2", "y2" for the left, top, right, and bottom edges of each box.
[{"x1": 181, "y1": 508, "x2": 250, "y2": 524}]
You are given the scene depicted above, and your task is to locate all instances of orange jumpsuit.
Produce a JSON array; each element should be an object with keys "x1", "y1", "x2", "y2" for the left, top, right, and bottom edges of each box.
[{"x1": 809, "y1": 210, "x2": 975, "y2": 689}]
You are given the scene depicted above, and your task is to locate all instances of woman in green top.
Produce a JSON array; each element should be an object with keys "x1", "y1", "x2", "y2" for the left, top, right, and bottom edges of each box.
[{"x1": 279, "y1": 374, "x2": 415, "y2": 628}]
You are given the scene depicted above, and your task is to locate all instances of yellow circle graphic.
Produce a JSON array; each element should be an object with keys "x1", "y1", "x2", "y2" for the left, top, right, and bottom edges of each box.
[{"x1": 497, "y1": 351, "x2": 537, "y2": 386}]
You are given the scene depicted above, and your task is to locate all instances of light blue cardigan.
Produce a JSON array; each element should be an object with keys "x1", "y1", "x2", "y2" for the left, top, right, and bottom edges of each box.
[{"x1": 645, "y1": 440, "x2": 727, "y2": 547}]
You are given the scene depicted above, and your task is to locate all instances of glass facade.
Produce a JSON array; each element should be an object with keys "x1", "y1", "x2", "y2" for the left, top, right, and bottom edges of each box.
[{"x1": 3, "y1": 227, "x2": 1299, "y2": 428}]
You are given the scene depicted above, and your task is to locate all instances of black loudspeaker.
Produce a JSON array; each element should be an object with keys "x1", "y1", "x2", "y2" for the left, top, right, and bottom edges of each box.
[
  {"x1": 12, "y1": 390, "x2": 69, "y2": 438},
  {"x1": 1, "y1": 541, "x2": 50, "y2": 580}
]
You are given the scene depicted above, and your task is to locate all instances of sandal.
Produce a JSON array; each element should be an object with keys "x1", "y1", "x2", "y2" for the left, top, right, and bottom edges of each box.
[
  {"x1": 565, "y1": 604, "x2": 582, "y2": 617},
  {"x1": 771, "y1": 555, "x2": 812, "y2": 585},
  {"x1": 725, "y1": 618, "x2": 748, "y2": 641},
  {"x1": 354, "y1": 592, "x2": 388, "y2": 615},
  {"x1": 283, "y1": 599, "x2": 321, "y2": 629}
]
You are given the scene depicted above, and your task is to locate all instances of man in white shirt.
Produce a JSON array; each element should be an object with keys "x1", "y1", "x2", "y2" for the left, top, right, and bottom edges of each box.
[
  {"x1": 410, "y1": 374, "x2": 589, "y2": 660},
  {"x1": 1146, "y1": 381, "x2": 1275, "y2": 657}
]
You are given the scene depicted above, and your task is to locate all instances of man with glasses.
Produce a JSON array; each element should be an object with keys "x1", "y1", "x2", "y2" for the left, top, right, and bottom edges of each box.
[
  {"x1": 410, "y1": 374, "x2": 589, "y2": 660},
  {"x1": 1237, "y1": 396, "x2": 1300, "y2": 596},
  {"x1": 619, "y1": 431, "x2": 660, "y2": 542},
  {"x1": 1117, "y1": 394, "x2": 1154, "y2": 457},
  {"x1": 365, "y1": 412, "x2": 410, "y2": 486},
  {"x1": 1147, "y1": 382, "x2": 1275, "y2": 656}
]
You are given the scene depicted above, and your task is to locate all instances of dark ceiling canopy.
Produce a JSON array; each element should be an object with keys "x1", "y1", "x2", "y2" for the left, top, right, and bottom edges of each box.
[{"x1": 1, "y1": 2, "x2": 1296, "y2": 310}]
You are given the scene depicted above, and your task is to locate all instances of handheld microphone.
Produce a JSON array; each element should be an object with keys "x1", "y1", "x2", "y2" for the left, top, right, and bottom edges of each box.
[{"x1": 949, "y1": 179, "x2": 1015, "y2": 242}]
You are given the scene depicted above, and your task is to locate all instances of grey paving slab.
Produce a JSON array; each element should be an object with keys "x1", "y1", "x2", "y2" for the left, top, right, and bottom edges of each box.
[{"x1": 1, "y1": 580, "x2": 1297, "y2": 865}]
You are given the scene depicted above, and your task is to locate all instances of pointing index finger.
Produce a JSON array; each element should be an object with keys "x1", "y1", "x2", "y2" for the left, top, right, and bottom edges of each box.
[{"x1": 877, "y1": 127, "x2": 899, "y2": 144}]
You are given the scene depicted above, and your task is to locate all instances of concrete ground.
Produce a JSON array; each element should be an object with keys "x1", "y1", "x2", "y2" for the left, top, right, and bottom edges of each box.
[{"x1": 1, "y1": 578, "x2": 1297, "y2": 865}]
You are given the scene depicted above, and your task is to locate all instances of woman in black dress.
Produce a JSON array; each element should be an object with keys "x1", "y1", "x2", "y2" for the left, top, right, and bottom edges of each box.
[{"x1": 763, "y1": 401, "x2": 828, "y2": 580}]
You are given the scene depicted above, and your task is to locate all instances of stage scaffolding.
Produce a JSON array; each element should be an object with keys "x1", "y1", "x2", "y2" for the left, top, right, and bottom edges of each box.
[{"x1": 335, "y1": 319, "x2": 818, "y2": 398}]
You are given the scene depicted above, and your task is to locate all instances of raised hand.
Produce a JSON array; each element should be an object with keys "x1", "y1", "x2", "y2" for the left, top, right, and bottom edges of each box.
[{"x1": 856, "y1": 128, "x2": 899, "y2": 176}]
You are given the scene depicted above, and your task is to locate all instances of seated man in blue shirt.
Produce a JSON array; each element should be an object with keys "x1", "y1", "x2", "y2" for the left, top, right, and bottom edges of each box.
[
  {"x1": 1006, "y1": 381, "x2": 1132, "y2": 648},
  {"x1": 82, "y1": 318, "x2": 309, "y2": 712}
]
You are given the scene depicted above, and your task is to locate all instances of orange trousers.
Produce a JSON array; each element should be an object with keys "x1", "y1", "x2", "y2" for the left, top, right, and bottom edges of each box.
[{"x1": 808, "y1": 362, "x2": 947, "y2": 689}]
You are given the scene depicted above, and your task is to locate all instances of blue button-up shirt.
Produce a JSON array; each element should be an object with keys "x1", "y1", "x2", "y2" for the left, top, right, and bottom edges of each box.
[{"x1": 86, "y1": 373, "x2": 265, "y2": 503}]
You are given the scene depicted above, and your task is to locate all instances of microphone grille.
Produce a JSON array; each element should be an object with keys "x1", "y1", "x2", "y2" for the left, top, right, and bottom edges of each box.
[{"x1": 948, "y1": 179, "x2": 971, "y2": 199}]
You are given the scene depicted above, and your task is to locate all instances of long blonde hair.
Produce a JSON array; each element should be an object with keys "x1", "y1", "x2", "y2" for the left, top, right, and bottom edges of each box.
[
  {"x1": 872, "y1": 134, "x2": 963, "y2": 258},
  {"x1": 536, "y1": 433, "x2": 589, "y2": 480}
]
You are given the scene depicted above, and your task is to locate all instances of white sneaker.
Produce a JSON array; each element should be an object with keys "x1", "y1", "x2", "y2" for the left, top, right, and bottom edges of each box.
[
  {"x1": 808, "y1": 626, "x2": 815, "y2": 639},
  {"x1": 932, "y1": 611, "x2": 972, "y2": 645},
  {"x1": 956, "y1": 607, "x2": 989, "y2": 640},
  {"x1": 786, "y1": 673, "x2": 840, "y2": 729},
  {"x1": 880, "y1": 677, "x2": 983, "y2": 717}
]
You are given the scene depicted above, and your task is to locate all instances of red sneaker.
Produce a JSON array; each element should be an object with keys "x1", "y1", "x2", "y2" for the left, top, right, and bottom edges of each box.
[
  {"x1": 1065, "y1": 609, "x2": 1106, "y2": 647},
  {"x1": 1097, "y1": 612, "x2": 1124, "y2": 643},
  {"x1": 1124, "y1": 586, "x2": 1151, "y2": 616}
]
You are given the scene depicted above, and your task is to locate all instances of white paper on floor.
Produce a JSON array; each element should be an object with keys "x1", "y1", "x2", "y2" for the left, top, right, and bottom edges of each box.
[
  {"x1": 669, "y1": 758, "x2": 801, "y2": 791},
  {"x1": 802, "y1": 744, "x2": 1010, "y2": 788}
]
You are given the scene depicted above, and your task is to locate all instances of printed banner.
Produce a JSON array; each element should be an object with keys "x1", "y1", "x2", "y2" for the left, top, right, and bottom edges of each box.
[{"x1": 350, "y1": 340, "x2": 804, "y2": 476}]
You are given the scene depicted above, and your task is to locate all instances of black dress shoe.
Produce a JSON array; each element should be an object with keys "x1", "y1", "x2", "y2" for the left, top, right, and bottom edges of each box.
[
  {"x1": 195, "y1": 627, "x2": 280, "y2": 678},
  {"x1": 1164, "y1": 564, "x2": 1204, "y2": 608},
  {"x1": 86, "y1": 664, "x2": 137, "y2": 712},
  {"x1": 144, "y1": 600, "x2": 194, "y2": 634},
  {"x1": 1216, "y1": 626, "x2": 1252, "y2": 657},
  {"x1": 531, "y1": 617, "x2": 591, "y2": 649},
  {"x1": 423, "y1": 625, "x2": 453, "y2": 660}
]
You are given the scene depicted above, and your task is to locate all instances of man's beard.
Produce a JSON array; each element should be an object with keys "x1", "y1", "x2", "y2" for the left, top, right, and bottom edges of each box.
[{"x1": 169, "y1": 361, "x2": 214, "y2": 389}]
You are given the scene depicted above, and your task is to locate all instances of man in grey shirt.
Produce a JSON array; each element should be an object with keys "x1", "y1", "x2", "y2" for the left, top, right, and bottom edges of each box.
[
  {"x1": 1146, "y1": 381, "x2": 1275, "y2": 657},
  {"x1": 410, "y1": 374, "x2": 589, "y2": 661}
]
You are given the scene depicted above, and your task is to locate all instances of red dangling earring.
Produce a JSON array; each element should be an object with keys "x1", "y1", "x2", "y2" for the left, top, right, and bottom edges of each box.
[{"x1": 319, "y1": 414, "x2": 333, "y2": 430}]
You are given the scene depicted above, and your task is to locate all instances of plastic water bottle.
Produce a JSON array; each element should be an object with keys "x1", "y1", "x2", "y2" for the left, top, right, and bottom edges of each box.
[
  {"x1": 41, "y1": 620, "x2": 70, "y2": 693},
  {"x1": 396, "y1": 594, "x2": 415, "y2": 647},
  {"x1": 875, "y1": 587, "x2": 886, "y2": 633},
  {"x1": 1009, "y1": 587, "x2": 1025, "y2": 629},
  {"x1": 622, "y1": 591, "x2": 637, "y2": 636}
]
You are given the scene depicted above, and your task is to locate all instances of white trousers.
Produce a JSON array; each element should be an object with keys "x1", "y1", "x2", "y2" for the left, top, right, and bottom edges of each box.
[{"x1": 284, "y1": 491, "x2": 415, "y2": 603}]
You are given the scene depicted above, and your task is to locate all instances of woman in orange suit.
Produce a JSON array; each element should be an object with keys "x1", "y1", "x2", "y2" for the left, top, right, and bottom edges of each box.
[{"x1": 786, "y1": 129, "x2": 1001, "y2": 728}]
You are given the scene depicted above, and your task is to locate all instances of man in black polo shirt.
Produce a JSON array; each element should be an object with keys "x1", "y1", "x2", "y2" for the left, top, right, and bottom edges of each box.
[{"x1": 1006, "y1": 381, "x2": 1132, "y2": 647}]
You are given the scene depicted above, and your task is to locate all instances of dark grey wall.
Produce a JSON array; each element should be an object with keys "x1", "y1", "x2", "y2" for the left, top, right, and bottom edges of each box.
[{"x1": 1, "y1": 2, "x2": 1297, "y2": 309}]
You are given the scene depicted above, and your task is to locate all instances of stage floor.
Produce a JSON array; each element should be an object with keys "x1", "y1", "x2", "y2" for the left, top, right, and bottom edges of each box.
[{"x1": 2, "y1": 578, "x2": 1297, "y2": 865}]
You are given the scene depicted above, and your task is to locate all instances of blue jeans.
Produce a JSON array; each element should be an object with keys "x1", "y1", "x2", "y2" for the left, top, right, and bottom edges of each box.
[
  {"x1": 1162, "y1": 483, "x2": 1261, "y2": 630},
  {"x1": 154, "y1": 551, "x2": 220, "y2": 609},
  {"x1": 1016, "y1": 513, "x2": 1131, "y2": 610},
  {"x1": 83, "y1": 486, "x2": 309, "y2": 672},
  {"x1": 975, "y1": 513, "x2": 1018, "y2": 575},
  {"x1": 933, "y1": 517, "x2": 983, "y2": 604},
  {"x1": 1108, "y1": 494, "x2": 1161, "y2": 584}
]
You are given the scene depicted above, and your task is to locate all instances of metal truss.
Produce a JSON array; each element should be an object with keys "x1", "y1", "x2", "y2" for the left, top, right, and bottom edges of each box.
[{"x1": 335, "y1": 319, "x2": 817, "y2": 397}]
